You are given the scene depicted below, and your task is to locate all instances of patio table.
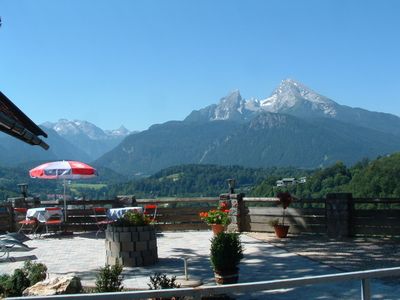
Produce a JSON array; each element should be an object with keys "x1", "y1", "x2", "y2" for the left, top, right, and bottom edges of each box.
[
  {"x1": 26, "y1": 207, "x2": 64, "y2": 223},
  {"x1": 107, "y1": 207, "x2": 143, "y2": 221}
]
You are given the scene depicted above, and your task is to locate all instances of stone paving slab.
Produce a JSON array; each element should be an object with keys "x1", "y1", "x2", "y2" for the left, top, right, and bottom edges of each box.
[
  {"x1": 1, "y1": 231, "x2": 400, "y2": 299},
  {"x1": 248, "y1": 232, "x2": 400, "y2": 272}
]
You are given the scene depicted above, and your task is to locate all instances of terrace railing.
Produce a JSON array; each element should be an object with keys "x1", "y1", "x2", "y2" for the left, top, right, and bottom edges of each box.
[
  {"x1": 0, "y1": 202, "x2": 12, "y2": 232},
  {"x1": 352, "y1": 197, "x2": 400, "y2": 236},
  {"x1": 3, "y1": 193, "x2": 400, "y2": 237},
  {"x1": 136, "y1": 197, "x2": 219, "y2": 231},
  {"x1": 8, "y1": 266, "x2": 400, "y2": 300},
  {"x1": 3, "y1": 196, "x2": 220, "y2": 234},
  {"x1": 230, "y1": 193, "x2": 400, "y2": 238},
  {"x1": 242, "y1": 197, "x2": 326, "y2": 234}
]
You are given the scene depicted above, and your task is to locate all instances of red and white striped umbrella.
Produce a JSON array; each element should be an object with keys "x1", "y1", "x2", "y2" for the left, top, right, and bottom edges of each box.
[
  {"x1": 29, "y1": 160, "x2": 97, "y2": 180},
  {"x1": 29, "y1": 160, "x2": 98, "y2": 222}
]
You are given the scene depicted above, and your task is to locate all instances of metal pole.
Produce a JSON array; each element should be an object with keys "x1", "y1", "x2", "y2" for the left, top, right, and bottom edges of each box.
[
  {"x1": 361, "y1": 278, "x2": 371, "y2": 300},
  {"x1": 63, "y1": 178, "x2": 67, "y2": 222},
  {"x1": 183, "y1": 257, "x2": 188, "y2": 280}
]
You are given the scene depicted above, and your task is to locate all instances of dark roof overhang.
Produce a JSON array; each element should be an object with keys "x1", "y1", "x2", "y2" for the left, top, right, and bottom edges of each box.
[{"x1": 0, "y1": 91, "x2": 49, "y2": 150}]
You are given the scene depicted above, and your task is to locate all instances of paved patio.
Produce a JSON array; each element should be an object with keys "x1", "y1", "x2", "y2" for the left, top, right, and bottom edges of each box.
[
  {"x1": 1, "y1": 231, "x2": 400, "y2": 299},
  {"x1": 249, "y1": 232, "x2": 400, "y2": 273}
]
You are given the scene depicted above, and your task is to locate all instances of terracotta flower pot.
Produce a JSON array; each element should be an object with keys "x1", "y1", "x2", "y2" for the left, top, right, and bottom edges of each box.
[
  {"x1": 211, "y1": 224, "x2": 225, "y2": 235},
  {"x1": 214, "y1": 268, "x2": 239, "y2": 284},
  {"x1": 274, "y1": 224, "x2": 289, "y2": 238}
]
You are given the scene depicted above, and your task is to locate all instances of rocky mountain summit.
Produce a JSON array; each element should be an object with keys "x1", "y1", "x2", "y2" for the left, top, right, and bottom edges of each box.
[
  {"x1": 185, "y1": 79, "x2": 338, "y2": 122},
  {"x1": 186, "y1": 78, "x2": 400, "y2": 137}
]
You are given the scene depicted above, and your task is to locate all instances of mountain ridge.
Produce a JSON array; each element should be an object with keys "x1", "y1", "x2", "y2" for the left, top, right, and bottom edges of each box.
[
  {"x1": 185, "y1": 78, "x2": 400, "y2": 137},
  {"x1": 95, "y1": 78, "x2": 400, "y2": 175},
  {"x1": 41, "y1": 119, "x2": 133, "y2": 160}
]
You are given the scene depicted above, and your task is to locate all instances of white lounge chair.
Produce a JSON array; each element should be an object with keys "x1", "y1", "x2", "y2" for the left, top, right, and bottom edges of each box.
[
  {"x1": 1, "y1": 232, "x2": 31, "y2": 243},
  {"x1": 0, "y1": 234, "x2": 33, "y2": 260}
]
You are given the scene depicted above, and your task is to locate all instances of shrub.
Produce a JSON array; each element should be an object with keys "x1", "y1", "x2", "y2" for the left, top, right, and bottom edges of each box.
[
  {"x1": 0, "y1": 274, "x2": 11, "y2": 297},
  {"x1": 0, "y1": 260, "x2": 48, "y2": 297},
  {"x1": 148, "y1": 273, "x2": 181, "y2": 300},
  {"x1": 148, "y1": 272, "x2": 180, "y2": 290},
  {"x1": 7, "y1": 268, "x2": 30, "y2": 297},
  {"x1": 115, "y1": 211, "x2": 151, "y2": 227},
  {"x1": 95, "y1": 262, "x2": 124, "y2": 292},
  {"x1": 210, "y1": 232, "x2": 243, "y2": 271},
  {"x1": 23, "y1": 260, "x2": 47, "y2": 285}
]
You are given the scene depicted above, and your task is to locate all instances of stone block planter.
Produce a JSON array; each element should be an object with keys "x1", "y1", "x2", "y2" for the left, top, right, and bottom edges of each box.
[{"x1": 105, "y1": 225, "x2": 158, "y2": 267}]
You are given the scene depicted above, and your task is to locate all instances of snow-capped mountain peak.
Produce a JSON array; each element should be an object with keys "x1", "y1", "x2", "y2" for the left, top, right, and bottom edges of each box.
[
  {"x1": 185, "y1": 78, "x2": 342, "y2": 123},
  {"x1": 260, "y1": 78, "x2": 338, "y2": 116},
  {"x1": 42, "y1": 119, "x2": 131, "y2": 140},
  {"x1": 105, "y1": 125, "x2": 131, "y2": 137}
]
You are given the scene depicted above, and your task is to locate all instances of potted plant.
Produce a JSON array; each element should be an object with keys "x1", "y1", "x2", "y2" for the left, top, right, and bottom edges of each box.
[
  {"x1": 199, "y1": 202, "x2": 230, "y2": 235},
  {"x1": 269, "y1": 192, "x2": 293, "y2": 238},
  {"x1": 210, "y1": 232, "x2": 243, "y2": 284}
]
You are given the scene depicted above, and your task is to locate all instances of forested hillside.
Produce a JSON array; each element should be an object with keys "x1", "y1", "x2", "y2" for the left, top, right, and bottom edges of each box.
[
  {"x1": 252, "y1": 153, "x2": 400, "y2": 198},
  {"x1": 2, "y1": 153, "x2": 400, "y2": 200},
  {"x1": 107, "y1": 164, "x2": 308, "y2": 197}
]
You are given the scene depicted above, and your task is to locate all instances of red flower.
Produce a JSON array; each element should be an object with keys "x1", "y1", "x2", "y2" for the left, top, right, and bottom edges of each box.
[
  {"x1": 199, "y1": 205, "x2": 230, "y2": 226},
  {"x1": 199, "y1": 212, "x2": 209, "y2": 218},
  {"x1": 220, "y1": 201, "x2": 228, "y2": 210}
]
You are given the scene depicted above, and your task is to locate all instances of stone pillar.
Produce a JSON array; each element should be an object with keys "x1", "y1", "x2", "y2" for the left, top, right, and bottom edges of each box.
[
  {"x1": 115, "y1": 195, "x2": 136, "y2": 207},
  {"x1": 220, "y1": 193, "x2": 245, "y2": 232},
  {"x1": 8, "y1": 197, "x2": 26, "y2": 208},
  {"x1": 8, "y1": 197, "x2": 26, "y2": 232},
  {"x1": 325, "y1": 193, "x2": 353, "y2": 238}
]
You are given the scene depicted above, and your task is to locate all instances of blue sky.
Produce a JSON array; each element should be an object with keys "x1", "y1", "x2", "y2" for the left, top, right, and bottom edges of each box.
[{"x1": 1, "y1": 0, "x2": 400, "y2": 131}]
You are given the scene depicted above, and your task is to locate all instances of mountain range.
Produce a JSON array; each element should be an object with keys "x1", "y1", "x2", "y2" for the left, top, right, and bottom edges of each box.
[
  {"x1": 0, "y1": 120, "x2": 132, "y2": 168},
  {"x1": 95, "y1": 79, "x2": 400, "y2": 175},
  {"x1": 1, "y1": 78, "x2": 400, "y2": 177},
  {"x1": 42, "y1": 119, "x2": 131, "y2": 160}
]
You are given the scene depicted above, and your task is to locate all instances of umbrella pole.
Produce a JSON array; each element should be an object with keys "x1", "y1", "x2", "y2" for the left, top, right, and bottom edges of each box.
[{"x1": 63, "y1": 178, "x2": 67, "y2": 222}]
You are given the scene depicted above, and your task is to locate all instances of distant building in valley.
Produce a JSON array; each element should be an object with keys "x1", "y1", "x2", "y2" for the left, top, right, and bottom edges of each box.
[
  {"x1": 298, "y1": 176, "x2": 307, "y2": 184},
  {"x1": 276, "y1": 177, "x2": 307, "y2": 187}
]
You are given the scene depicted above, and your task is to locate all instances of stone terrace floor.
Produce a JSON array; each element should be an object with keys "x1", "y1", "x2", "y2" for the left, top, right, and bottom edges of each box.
[{"x1": 1, "y1": 231, "x2": 400, "y2": 299}]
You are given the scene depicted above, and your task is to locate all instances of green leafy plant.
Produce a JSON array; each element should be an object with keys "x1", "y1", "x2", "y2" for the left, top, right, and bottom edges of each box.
[
  {"x1": 148, "y1": 273, "x2": 181, "y2": 300},
  {"x1": 210, "y1": 232, "x2": 243, "y2": 271},
  {"x1": 267, "y1": 219, "x2": 279, "y2": 227},
  {"x1": 23, "y1": 260, "x2": 47, "y2": 285},
  {"x1": 199, "y1": 202, "x2": 230, "y2": 225},
  {"x1": 148, "y1": 272, "x2": 180, "y2": 289},
  {"x1": 7, "y1": 269, "x2": 30, "y2": 297},
  {"x1": 0, "y1": 260, "x2": 48, "y2": 297},
  {"x1": 115, "y1": 211, "x2": 151, "y2": 227},
  {"x1": 95, "y1": 262, "x2": 124, "y2": 293},
  {"x1": 0, "y1": 274, "x2": 11, "y2": 297}
]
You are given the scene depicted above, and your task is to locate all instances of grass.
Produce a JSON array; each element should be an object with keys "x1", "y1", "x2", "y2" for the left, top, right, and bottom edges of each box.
[{"x1": 70, "y1": 183, "x2": 107, "y2": 190}]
